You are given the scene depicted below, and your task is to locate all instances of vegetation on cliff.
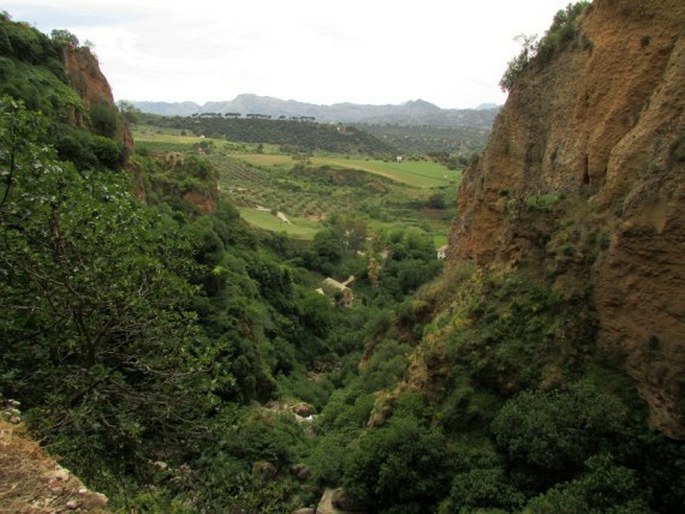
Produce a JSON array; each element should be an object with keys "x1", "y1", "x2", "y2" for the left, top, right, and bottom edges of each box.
[
  {"x1": 0, "y1": 13, "x2": 127, "y2": 170},
  {"x1": 500, "y1": 1, "x2": 591, "y2": 92},
  {"x1": 1, "y1": 3, "x2": 684, "y2": 513}
]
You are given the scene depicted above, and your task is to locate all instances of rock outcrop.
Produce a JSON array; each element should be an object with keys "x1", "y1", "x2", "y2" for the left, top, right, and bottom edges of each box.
[
  {"x1": 0, "y1": 399, "x2": 108, "y2": 513},
  {"x1": 449, "y1": 0, "x2": 685, "y2": 438},
  {"x1": 62, "y1": 46, "x2": 134, "y2": 151}
]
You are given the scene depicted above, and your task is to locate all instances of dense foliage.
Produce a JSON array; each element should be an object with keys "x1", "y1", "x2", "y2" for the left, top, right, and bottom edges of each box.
[
  {"x1": 139, "y1": 112, "x2": 398, "y2": 155},
  {"x1": 0, "y1": 14, "x2": 127, "y2": 169},
  {"x1": 0, "y1": 95, "x2": 444, "y2": 511},
  {"x1": 1, "y1": 12, "x2": 683, "y2": 514},
  {"x1": 353, "y1": 122, "x2": 491, "y2": 157}
]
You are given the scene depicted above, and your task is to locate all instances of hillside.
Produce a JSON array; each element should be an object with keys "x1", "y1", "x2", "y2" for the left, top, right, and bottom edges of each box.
[
  {"x1": 0, "y1": 401, "x2": 108, "y2": 513},
  {"x1": 450, "y1": 0, "x2": 685, "y2": 439},
  {"x1": 353, "y1": 123, "x2": 490, "y2": 156},
  {"x1": 130, "y1": 94, "x2": 500, "y2": 127},
  {"x1": 0, "y1": 13, "x2": 130, "y2": 169},
  {"x1": 303, "y1": 1, "x2": 684, "y2": 512},
  {"x1": 0, "y1": 14, "x2": 447, "y2": 513},
  {"x1": 0, "y1": 16, "x2": 129, "y2": 512},
  {"x1": 2, "y1": 3, "x2": 685, "y2": 513}
]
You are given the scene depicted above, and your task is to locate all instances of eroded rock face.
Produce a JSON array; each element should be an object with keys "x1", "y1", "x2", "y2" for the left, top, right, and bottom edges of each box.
[
  {"x1": 449, "y1": 0, "x2": 685, "y2": 438},
  {"x1": 62, "y1": 46, "x2": 134, "y2": 152}
]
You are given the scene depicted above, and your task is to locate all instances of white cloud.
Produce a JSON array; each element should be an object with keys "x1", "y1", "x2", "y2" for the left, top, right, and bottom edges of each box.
[{"x1": 5, "y1": 0, "x2": 574, "y2": 108}]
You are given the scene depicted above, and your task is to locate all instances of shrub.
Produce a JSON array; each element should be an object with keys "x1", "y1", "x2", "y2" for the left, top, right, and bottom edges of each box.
[
  {"x1": 89, "y1": 101, "x2": 119, "y2": 138},
  {"x1": 500, "y1": 2, "x2": 591, "y2": 92},
  {"x1": 440, "y1": 467, "x2": 526, "y2": 513},
  {"x1": 342, "y1": 412, "x2": 448, "y2": 512},
  {"x1": 90, "y1": 134, "x2": 123, "y2": 169},
  {"x1": 526, "y1": 454, "x2": 650, "y2": 514},
  {"x1": 491, "y1": 383, "x2": 627, "y2": 483}
]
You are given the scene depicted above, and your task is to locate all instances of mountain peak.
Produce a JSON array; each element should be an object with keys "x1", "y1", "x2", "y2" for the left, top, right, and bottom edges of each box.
[{"x1": 403, "y1": 98, "x2": 441, "y2": 111}]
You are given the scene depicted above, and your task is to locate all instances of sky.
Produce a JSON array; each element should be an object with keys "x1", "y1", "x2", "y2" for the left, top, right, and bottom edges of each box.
[{"x1": 6, "y1": 0, "x2": 574, "y2": 109}]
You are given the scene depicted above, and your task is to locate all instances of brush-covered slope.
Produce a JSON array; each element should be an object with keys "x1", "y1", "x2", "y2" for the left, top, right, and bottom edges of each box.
[
  {"x1": 0, "y1": 13, "x2": 131, "y2": 167},
  {"x1": 449, "y1": 0, "x2": 685, "y2": 438}
]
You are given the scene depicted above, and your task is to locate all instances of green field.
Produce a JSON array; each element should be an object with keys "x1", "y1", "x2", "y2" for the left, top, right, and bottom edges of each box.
[
  {"x1": 233, "y1": 153, "x2": 457, "y2": 188},
  {"x1": 232, "y1": 153, "x2": 292, "y2": 166},
  {"x1": 134, "y1": 129, "x2": 458, "y2": 189},
  {"x1": 132, "y1": 126, "x2": 459, "y2": 245},
  {"x1": 238, "y1": 208, "x2": 320, "y2": 239},
  {"x1": 310, "y1": 157, "x2": 455, "y2": 188}
]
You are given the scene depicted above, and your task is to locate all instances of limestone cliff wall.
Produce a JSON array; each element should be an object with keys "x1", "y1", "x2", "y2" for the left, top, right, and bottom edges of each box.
[{"x1": 449, "y1": 0, "x2": 685, "y2": 438}]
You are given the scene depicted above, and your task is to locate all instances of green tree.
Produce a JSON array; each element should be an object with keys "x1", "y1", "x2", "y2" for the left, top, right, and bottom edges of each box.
[
  {"x1": 499, "y1": 34, "x2": 538, "y2": 92},
  {"x1": 335, "y1": 215, "x2": 368, "y2": 254},
  {"x1": 0, "y1": 95, "x2": 45, "y2": 210},
  {"x1": 526, "y1": 454, "x2": 650, "y2": 513},
  {"x1": 343, "y1": 412, "x2": 448, "y2": 513},
  {"x1": 116, "y1": 100, "x2": 140, "y2": 123},
  {"x1": 50, "y1": 29, "x2": 79, "y2": 48},
  {"x1": 89, "y1": 100, "x2": 119, "y2": 138},
  {"x1": 0, "y1": 98, "x2": 211, "y2": 482},
  {"x1": 427, "y1": 193, "x2": 446, "y2": 209},
  {"x1": 490, "y1": 383, "x2": 627, "y2": 484},
  {"x1": 440, "y1": 467, "x2": 526, "y2": 513}
]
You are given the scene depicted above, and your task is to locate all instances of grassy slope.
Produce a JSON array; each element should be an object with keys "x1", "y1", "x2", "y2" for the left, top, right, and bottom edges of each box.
[{"x1": 238, "y1": 208, "x2": 320, "y2": 240}]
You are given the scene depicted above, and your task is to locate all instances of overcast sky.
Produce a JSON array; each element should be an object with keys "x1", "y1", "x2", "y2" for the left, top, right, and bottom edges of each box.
[{"x1": 6, "y1": 0, "x2": 574, "y2": 109}]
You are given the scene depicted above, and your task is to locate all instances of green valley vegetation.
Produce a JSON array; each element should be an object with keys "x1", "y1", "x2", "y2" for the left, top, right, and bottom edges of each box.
[
  {"x1": 1, "y1": 93, "x2": 447, "y2": 511},
  {"x1": 351, "y1": 123, "x2": 490, "y2": 157},
  {"x1": 1, "y1": 7, "x2": 684, "y2": 514},
  {"x1": 133, "y1": 125, "x2": 459, "y2": 245},
  {"x1": 136, "y1": 111, "x2": 397, "y2": 154}
]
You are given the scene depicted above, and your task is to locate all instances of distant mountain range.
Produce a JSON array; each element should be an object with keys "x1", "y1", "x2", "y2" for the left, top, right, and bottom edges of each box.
[{"x1": 128, "y1": 94, "x2": 500, "y2": 128}]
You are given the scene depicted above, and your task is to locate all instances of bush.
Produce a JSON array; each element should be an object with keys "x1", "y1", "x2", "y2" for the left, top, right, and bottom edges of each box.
[
  {"x1": 500, "y1": 34, "x2": 538, "y2": 92},
  {"x1": 342, "y1": 412, "x2": 448, "y2": 512},
  {"x1": 491, "y1": 383, "x2": 627, "y2": 483},
  {"x1": 499, "y1": 2, "x2": 590, "y2": 92},
  {"x1": 90, "y1": 134, "x2": 123, "y2": 169},
  {"x1": 440, "y1": 467, "x2": 526, "y2": 513},
  {"x1": 526, "y1": 454, "x2": 650, "y2": 514},
  {"x1": 89, "y1": 101, "x2": 119, "y2": 138}
]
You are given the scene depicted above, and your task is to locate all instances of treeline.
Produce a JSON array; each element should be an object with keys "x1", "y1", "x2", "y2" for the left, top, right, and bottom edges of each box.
[
  {"x1": 354, "y1": 122, "x2": 491, "y2": 156},
  {"x1": 194, "y1": 112, "x2": 317, "y2": 121},
  {"x1": 139, "y1": 112, "x2": 398, "y2": 154}
]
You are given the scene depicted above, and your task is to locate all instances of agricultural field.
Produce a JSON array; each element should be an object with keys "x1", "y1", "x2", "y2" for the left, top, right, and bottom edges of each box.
[
  {"x1": 238, "y1": 208, "x2": 320, "y2": 240},
  {"x1": 132, "y1": 126, "x2": 461, "y2": 244},
  {"x1": 233, "y1": 153, "x2": 457, "y2": 188}
]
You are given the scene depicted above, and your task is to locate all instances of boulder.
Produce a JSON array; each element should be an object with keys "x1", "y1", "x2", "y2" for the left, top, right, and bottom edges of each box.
[{"x1": 292, "y1": 402, "x2": 316, "y2": 417}]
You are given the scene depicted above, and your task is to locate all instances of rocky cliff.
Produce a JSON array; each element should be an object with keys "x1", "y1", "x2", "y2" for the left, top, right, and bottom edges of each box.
[
  {"x1": 449, "y1": 0, "x2": 685, "y2": 439},
  {"x1": 62, "y1": 46, "x2": 133, "y2": 151}
]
